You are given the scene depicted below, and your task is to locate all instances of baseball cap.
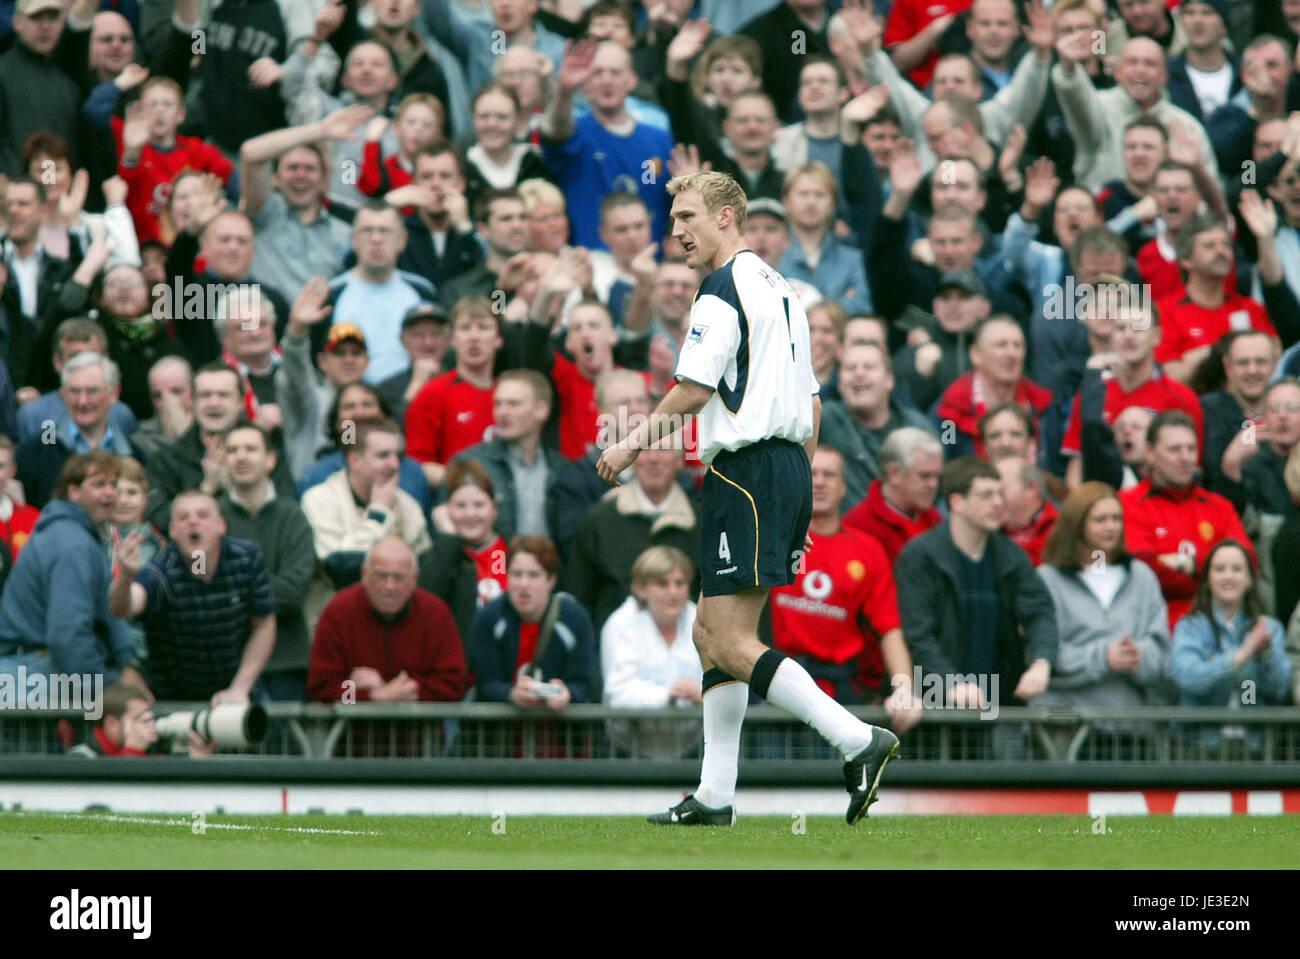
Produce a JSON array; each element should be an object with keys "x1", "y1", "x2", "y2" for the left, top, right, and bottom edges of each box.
[
  {"x1": 17, "y1": 0, "x2": 63, "y2": 15},
  {"x1": 935, "y1": 269, "x2": 988, "y2": 298},
  {"x1": 401, "y1": 302, "x2": 448, "y2": 330},
  {"x1": 746, "y1": 197, "x2": 787, "y2": 223},
  {"x1": 325, "y1": 324, "x2": 367, "y2": 352}
]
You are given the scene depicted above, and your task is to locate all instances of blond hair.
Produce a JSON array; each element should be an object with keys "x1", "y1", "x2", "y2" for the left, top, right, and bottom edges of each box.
[
  {"x1": 781, "y1": 161, "x2": 837, "y2": 200},
  {"x1": 518, "y1": 178, "x2": 566, "y2": 215},
  {"x1": 115, "y1": 456, "x2": 149, "y2": 492},
  {"x1": 666, "y1": 171, "x2": 748, "y2": 232},
  {"x1": 396, "y1": 92, "x2": 446, "y2": 137},
  {"x1": 631, "y1": 545, "x2": 695, "y2": 607}
]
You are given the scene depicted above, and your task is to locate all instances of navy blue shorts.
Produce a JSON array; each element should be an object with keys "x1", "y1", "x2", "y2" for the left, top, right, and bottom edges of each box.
[{"x1": 699, "y1": 438, "x2": 812, "y2": 597}]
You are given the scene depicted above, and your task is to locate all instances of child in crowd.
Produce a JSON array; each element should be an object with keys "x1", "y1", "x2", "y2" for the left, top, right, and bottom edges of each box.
[
  {"x1": 0, "y1": 436, "x2": 40, "y2": 561},
  {"x1": 107, "y1": 458, "x2": 166, "y2": 665},
  {"x1": 114, "y1": 77, "x2": 234, "y2": 245},
  {"x1": 359, "y1": 93, "x2": 447, "y2": 210}
]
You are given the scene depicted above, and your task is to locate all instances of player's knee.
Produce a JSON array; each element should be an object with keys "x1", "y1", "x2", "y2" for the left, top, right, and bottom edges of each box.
[{"x1": 691, "y1": 618, "x2": 710, "y2": 658}]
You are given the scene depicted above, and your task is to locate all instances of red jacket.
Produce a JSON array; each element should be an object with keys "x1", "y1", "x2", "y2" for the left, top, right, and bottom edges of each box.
[
  {"x1": 842, "y1": 479, "x2": 942, "y2": 563},
  {"x1": 358, "y1": 141, "x2": 416, "y2": 215},
  {"x1": 1118, "y1": 478, "x2": 1253, "y2": 629},
  {"x1": 1004, "y1": 499, "x2": 1059, "y2": 566},
  {"x1": 307, "y1": 584, "x2": 468, "y2": 702},
  {"x1": 935, "y1": 373, "x2": 1052, "y2": 458}
]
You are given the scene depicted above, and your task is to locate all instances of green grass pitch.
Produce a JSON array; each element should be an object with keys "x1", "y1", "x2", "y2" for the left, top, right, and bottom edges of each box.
[{"x1": 3, "y1": 812, "x2": 1299, "y2": 868}]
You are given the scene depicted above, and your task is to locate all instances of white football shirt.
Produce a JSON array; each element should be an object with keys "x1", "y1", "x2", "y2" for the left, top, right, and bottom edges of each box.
[{"x1": 674, "y1": 250, "x2": 818, "y2": 464}]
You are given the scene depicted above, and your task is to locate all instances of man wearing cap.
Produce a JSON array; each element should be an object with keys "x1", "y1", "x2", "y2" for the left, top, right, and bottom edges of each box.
[
  {"x1": 0, "y1": 0, "x2": 88, "y2": 176},
  {"x1": 894, "y1": 269, "x2": 992, "y2": 413},
  {"x1": 377, "y1": 303, "x2": 450, "y2": 426}
]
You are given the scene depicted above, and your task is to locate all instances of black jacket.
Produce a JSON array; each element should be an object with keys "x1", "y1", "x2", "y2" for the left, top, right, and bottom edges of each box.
[
  {"x1": 895, "y1": 523, "x2": 1059, "y2": 704},
  {"x1": 0, "y1": 39, "x2": 84, "y2": 175},
  {"x1": 560, "y1": 482, "x2": 700, "y2": 639},
  {"x1": 163, "y1": 230, "x2": 290, "y2": 368},
  {"x1": 0, "y1": 244, "x2": 77, "y2": 392},
  {"x1": 1166, "y1": 53, "x2": 1241, "y2": 126},
  {"x1": 739, "y1": 2, "x2": 830, "y2": 123},
  {"x1": 417, "y1": 532, "x2": 481, "y2": 643},
  {"x1": 396, "y1": 214, "x2": 484, "y2": 294},
  {"x1": 468, "y1": 592, "x2": 594, "y2": 703},
  {"x1": 196, "y1": 0, "x2": 288, "y2": 152},
  {"x1": 1200, "y1": 390, "x2": 1247, "y2": 496},
  {"x1": 1077, "y1": 366, "x2": 1124, "y2": 488},
  {"x1": 145, "y1": 422, "x2": 298, "y2": 528},
  {"x1": 463, "y1": 149, "x2": 552, "y2": 218}
]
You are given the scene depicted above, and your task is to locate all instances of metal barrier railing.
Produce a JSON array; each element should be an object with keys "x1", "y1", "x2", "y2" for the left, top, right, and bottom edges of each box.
[{"x1": 3, "y1": 704, "x2": 1300, "y2": 765}]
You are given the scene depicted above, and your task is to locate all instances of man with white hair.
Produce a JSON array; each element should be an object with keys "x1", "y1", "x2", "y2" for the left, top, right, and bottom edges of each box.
[
  {"x1": 842, "y1": 426, "x2": 944, "y2": 561},
  {"x1": 17, "y1": 352, "x2": 141, "y2": 508},
  {"x1": 308, "y1": 536, "x2": 467, "y2": 703}
]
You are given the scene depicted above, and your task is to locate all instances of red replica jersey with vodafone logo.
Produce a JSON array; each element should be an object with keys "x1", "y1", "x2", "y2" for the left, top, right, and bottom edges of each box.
[
  {"x1": 1154, "y1": 293, "x2": 1275, "y2": 365},
  {"x1": 769, "y1": 526, "x2": 900, "y2": 696},
  {"x1": 405, "y1": 371, "x2": 496, "y2": 464}
]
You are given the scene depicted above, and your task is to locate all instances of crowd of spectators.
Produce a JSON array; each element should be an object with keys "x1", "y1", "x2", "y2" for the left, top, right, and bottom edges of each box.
[{"x1": 1, "y1": 0, "x2": 1299, "y2": 757}]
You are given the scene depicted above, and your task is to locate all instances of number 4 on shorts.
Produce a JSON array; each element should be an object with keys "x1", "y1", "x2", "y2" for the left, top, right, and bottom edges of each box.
[{"x1": 718, "y1": 531, "x2": 731, "y2": 562}]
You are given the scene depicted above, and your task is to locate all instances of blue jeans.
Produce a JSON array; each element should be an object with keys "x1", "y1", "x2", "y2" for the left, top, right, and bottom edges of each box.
[
  {"x1": 0, "y1": 650, "x2": 60, "y2": 754},
  {"x1": 0, "y1": 650, "x2": 53, "y2": 684}
]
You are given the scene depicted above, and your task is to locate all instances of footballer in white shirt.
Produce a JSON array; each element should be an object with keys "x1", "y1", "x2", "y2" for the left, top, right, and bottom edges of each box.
[{"x1": 596, "y1": 172, "x2": 899, "y2": 828}]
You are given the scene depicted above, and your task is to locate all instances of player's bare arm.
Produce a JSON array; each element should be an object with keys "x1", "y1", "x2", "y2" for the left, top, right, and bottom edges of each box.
[{"x1": 596, "y1": 379, "x2": 713, "y2": 484}]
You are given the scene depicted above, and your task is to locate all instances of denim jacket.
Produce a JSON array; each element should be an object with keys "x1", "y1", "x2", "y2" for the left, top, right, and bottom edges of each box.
[
  {"x1": 1171, "y1": 606, "x2": 1291, "y2": 709},
  {"x1": 780, "y1": 233, "x2": 873, "y2": 316}
]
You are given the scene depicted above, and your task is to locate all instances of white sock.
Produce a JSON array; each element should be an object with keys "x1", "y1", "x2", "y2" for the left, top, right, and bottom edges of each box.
[
  {"x1": 764, "y1": 659, "x2": 873, "y2": 760},
  {"x1": 694, "y1": 679, "x2": 748, "y2": 808}
]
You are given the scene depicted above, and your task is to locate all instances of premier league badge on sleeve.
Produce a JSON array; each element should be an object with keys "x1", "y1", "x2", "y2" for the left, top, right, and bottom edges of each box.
[{"x1": 686, "y1": 323, "x2": 709, "y2": 347}]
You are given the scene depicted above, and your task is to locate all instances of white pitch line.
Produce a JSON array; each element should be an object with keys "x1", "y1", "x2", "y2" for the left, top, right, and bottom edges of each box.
[{"x1": 6, "y1": 810, "x2": 380, "y2": 837}]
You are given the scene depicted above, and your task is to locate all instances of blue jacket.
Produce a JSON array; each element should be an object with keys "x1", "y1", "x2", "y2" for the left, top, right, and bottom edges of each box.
[
  {"x1": 780, "y1": 232, "x2": 873, "y2": 316},
  {"x1": 468, "y1": 592, "x2": 594, "y2": 704},
  {"x1": 0, "y1": 498, "x2": 134, "y2": 679},
  {"x1": 17, "y1": 416, "x2": 143, "y2": 510},
  {"x1": 1172, "y1": 606, "x2": 1291, "y2": 708}
]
